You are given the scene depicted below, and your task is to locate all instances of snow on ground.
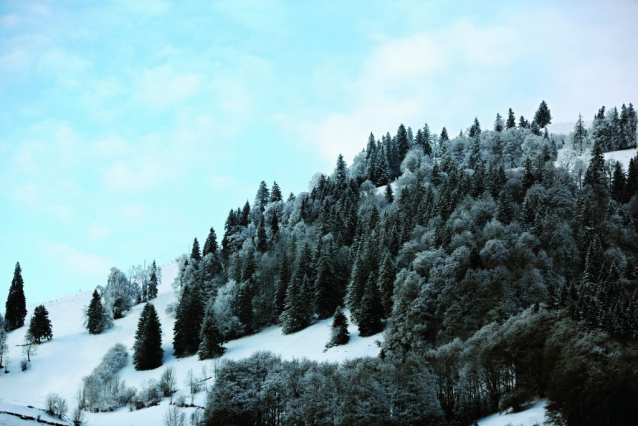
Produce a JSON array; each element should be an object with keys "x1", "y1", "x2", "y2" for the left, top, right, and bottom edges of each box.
[
  {"x1": 478, "y1": 400, "x2": 551, "y2": 426},
  {"x1": 604, "y1": 146, "x2": 638, "y2": 170},
  {"x1": 0, "y1": 402, "x2": 66, "y2": 425},
  {"x1": 0, "y1": 261, "x2": 382, "y2": 425}
]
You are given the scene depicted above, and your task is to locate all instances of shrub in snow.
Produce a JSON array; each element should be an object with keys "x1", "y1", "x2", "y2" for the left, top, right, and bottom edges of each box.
[
  {"x1": 159, "y1": 366, "x2": 178, "y2": 397},
  {"x1": 20, "y1": 358, "x2": 28, "y2": 371},
  {"x1": 45, "y1": 393, "x2": 68, "y2": 419},
  {"x1": 93, "y1": 343, "x2": 128, "y2": 381},
  {"x1": 99, "y1": 267, "x2": 140, "y2": 319},
  {"x1": 71, "y1": 405, "x2": 86, "y2": 426},
  {"x1": 130, "y1": 379, "x2": 162, "y2": 410},
  {"x1": 164, "y1": 405, "x2": 186, "y2": 426}
]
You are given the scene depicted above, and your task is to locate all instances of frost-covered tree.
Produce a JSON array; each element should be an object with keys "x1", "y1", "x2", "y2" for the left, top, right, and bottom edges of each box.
[
  {"x1": 198, "y1": 303, "x2": 226, "y2": 360},
  {"x1": 133, "y1": 303, "x2": 163, "y2": 370},
  {"x1": 357, "y1": 273, "x2": 384, "y2": 337},
  {"x1": 148, "y1": 261, "x2": 160, "y2": 300},
  {"x1": 100, "y1": 267, "x2": 139, "y2": 319},
  {"x1": 5, "y1": 262, "x2": 27, "y2": 331},
  {"x1": 28, "y1": 305, "x2": 52, "y2": 344}
]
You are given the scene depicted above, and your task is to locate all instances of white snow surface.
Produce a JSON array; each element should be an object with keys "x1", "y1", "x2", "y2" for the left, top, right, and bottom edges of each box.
[
  {"x1": 604, "y1": 147, "x2": 638, "y2": 170},
  {"x1": 0, "y1": 261, "x2": 382, "y2": 425},
  {"x1": 478, "y1": 400, "x2": 551, "y2": 426},
  {"x1": 0, "y1": 402, "x2": 66, "y2": 425}
]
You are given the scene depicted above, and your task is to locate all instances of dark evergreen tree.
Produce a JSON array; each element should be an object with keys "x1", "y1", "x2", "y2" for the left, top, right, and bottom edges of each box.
[
  {"x1": 280, "y1": 244, "x2": 314, "y2": 334},
  {"x1": 377, "y1": 253, "x2": 396, "y2": 317},
  {"x1": 5, "y1": 262, "x2": 27, "y2": 331},
  {"x1": 496, "y1": 189, "x2": 514, "y2": 224},
  {"x1": 384, "y1": 184, "x2": 394, "y2": 204},
  {"x1": 203, "y1": 228, "x2": 218, "y2": 256},
  {"x1": 573, "y1": 113, "x2": 588, "y2": 152},
  {"x1": 506, "y1": 108, "x2": 516, "y2": 129},
  {"x1": 270, "y1": 181, "x2": 283, "y2": 203},
  {"x1": 335, "y1": 154, "x2": 348, "y2": 186},
  {"x1": 147, "y1": 261, "x2": 159, "y2": 300},
  {"x1": 133, "y1": 303, "x2": 163, "y2": 370},
  {"x1": 314, "y1": 243, "x2": 340, "y2": 319},
  {"x1": 254, "y1": 181, "x2": 270, "y2": 212},
  {"x1": 494, "y1": 113, "x2": 504, "y2": 132},
  {"x1": 357, "y1": 273, "x2": 384, "y2": 337},
  {"x1": 396, "y1": 124, "x2": 410, "y2": 162},
  {"x1": 28, "y1": 305, "x2": 52, "y2": 344},
  {"x1": 198, "y1": 304, "x2": 226, "y2": 360},
  {"x1": 519, "y1": 115, "x2": 529, "y2": 128},
  {"x1": 522, "y1": 157, "x2": 536, "y2": 192},
  {"x1": 326, "y1": 308, "x2": 349, "y2": 348},
  {"x1": 611, "y1": 161, "x2": 627, "y2": 203},
  {"x1": 191, "y1": 238, "x2": 202, "y2": 261},
  {"x1": 256, "y1": 217, "x2": 268, "y2": 253},
  {"x1": 240, "y1": 201, "x2": 251, "y2": 226},
  {"x1": 440, "y1": 127, "x2": 449, "y2": 144},
  {"x1": 173, "y1": 283, "x2": 204, "y2": 357},
  {"x1": 534, "y1": 100, "x2": 552, "y2": 128},
  {"x1": 86, "y1": 290, "x2": 106, "y2": 334},
  {"x1": 584, "y1": 141, "x2": 607, "y2": 188}
]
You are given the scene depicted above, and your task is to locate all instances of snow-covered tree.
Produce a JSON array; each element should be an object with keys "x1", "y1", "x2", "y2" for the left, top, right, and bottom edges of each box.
[{"x1": 100, "y1": 267, "x2": 139, "y2": 319}]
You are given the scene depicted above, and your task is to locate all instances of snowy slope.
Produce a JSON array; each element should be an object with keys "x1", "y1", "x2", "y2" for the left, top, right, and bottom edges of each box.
[
  {"x1": 0, "y1": 261, "x2": 382, "y2": 425},
  {"x1": 604, "y1": 147, "x2": 637, "y2": 170},
  {"x1": 0, "y1": 402, "x2": 67, "y2": 425},
  {"x1": 478, "y1": 400, "x2": 551, "y2": 426}
]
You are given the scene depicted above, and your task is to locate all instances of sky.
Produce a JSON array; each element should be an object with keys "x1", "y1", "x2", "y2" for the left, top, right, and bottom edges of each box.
[{"x1": 1, "y1": 0, "x2": 638, "y2": 304}]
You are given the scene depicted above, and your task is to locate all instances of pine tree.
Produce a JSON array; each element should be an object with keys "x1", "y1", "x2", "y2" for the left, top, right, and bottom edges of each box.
[
  {"x1": 506, "y1": 108, "x2": 516, "y2": 129},
  {"x1": 573, "y1": 114, "x2": 588, "y2": 153},
  {"x1": 584, "y1": 141, "x2": 607, "y2": 188},
  {"x1": 28, "y1": 305, "x2": 52, "y2": 344},
  {"x1": 270, "y1": 181, "x2": 283, "y2": 203},
  {"x1": 377, "y1": 253, "x2": 396, "y2": 317},
  {"x1": 5, "y1": 262, "x2": 27, "y2": 331},
  {"x1": 440, "y1": 127, "x2": 449, "y2": 144},
  {"x1": 173, "y1": 283, "x2": 204, "y2": 357},
  {"x1": 280, "y1": 244, "x2": 314, "y2": 334},
  {"x1": 326, "y1": 308, "x2": 349, "y2": 348},
  {"x1": 335, "y1": 154, "x2": 348, "y2": 186},
  {"x1": 198, "y1": 304, "x2": 226, "y2": 360},
  {"x1": 611, "y1": 161, "x2": 627, "y2": 203},
  {"x1": 314, "y1": 243, "x2": 340, "y2": 320},
  {"x1": 357, "y1": 273, "x2": 384, "y2": 337},
  {"x1": 522, "y1": 157, "x2": 536, "y2": 192},
  {"x1": 534, "y1": 100, "x2": 552, "y2": 128},
  {"x1": 133, "y1": 303, "x2": 163, "y2": 370},
  {"x1": 86, "y1": 290, "x2": 106, "y2": 334},
  {"x1": 203, "y1": 228, "x2": 218, "y2": 256},
  {"x1": 494, "y1": 113, "x2": 504, "y2": 132},
  {"x1": 519, "y1": 115, "x2": 529, "y2": 128},
  {"x1": 396, "y1": 124, "x2": 410, "y2": 162},
  {"x1": 191, "y1": 238, "x2": 202, "y2": 261},
  {"x1": 256, "y1": 216, "x2": 268, "y2": 253},
  {"x1": 147, "y1": 261, "x2": 159, "y2": 300},
  {"x1": 496, "y1": 189, "x2": 514, "y2": 224},
  {"x1": 385, "y1": 184, "x2": 394, "y2": 204}
]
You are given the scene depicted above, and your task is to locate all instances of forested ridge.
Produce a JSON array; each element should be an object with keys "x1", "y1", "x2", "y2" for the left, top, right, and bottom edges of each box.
[{"x1": 167, "y1": 102, "x2": 638, "y2": 426}]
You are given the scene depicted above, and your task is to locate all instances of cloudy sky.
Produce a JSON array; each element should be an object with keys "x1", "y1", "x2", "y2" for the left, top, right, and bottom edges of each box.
[{"x1": 1, "y1": 0, "x2": 637, "y2": 303}]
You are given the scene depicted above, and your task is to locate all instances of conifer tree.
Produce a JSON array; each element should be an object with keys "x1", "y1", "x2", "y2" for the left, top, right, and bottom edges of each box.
[
  {"x1": 203, "y1": 228, "x2": 218, "y2": 256},
  {"x1": 173, "y1": 283, "x2": 204, "y2": 357},
  {"x1": 519, "y1": 115, "x2": 529, "y2": 128},
  {"x1": 147, "y1": 261, "x2": 159, "y2": 300},
  {"x1": 496, "y1": 189, "x2": 514, "y2": 224},
  {"x1": 191, "y1": 238, "x2": 202, "y2": 261},
  {"x1": 611, "y1": 161, "x2": 627, "y2": 203},
  {"x1": 377, "y1": 253, "x2": 396, "y2": 317},
  {"x1": 522, "y1": 157, "x2": 536, "y2": 192},
  {"x1": 506, "y1": 108, "x2": 516, "y2": 129},
  {"x1": 357, "y1": 273, "x2": 384, "y2": 337},
  {"x1": 270, "y1": 181, "x2": 283, "y2": 203},
  {"x1": 280, "y1": 244, "x2": 314, "y2": 334},
  {"x1": 5, "y1": 262, "x2": 27, "y2": 331},
  {"x1": 198, "y1": 304, "x2": 226, "y2": 360},
  {"x1": 494, "y1": 113, "x2": 504, "y2": 132},
  {"x1": 256, "y1": 217, "x2": 268, "y2": 253},
  {"x1": 28, "y1": 305, "x2": 52, "y2": 344},
  {"x1": 396, "y1": 124, "x2": 410, "y2": 161},
  {"x1": 314, "y1": 243, "x2": 340, "y2": 319},
  {"x1": 254, "y1": 181, "x2": 270, "y2": 212},
  {"x1": 385, "y1": 184, "x2": 394, "y2": 204},
  {"x1": 573, "y1": 114, "x2": 588, "y2": 153},
  {"x1": 326, "y1": 308, "x2": 349, "y2": 348},
  {"x1": 86, "y1": 290, "x2": 106, "y2": 334},
  {"x1": 534, "y1": 100, "x2": 552, "y2": 128},
  {"x1": 440, "y1": 127, "x2": 449, "y2": 144},
  {"x1": 133, "y1": 303, "x2": 163, "y2": 370},
  {"x1": 584, "y1": 141, "x2": 607, "y2": 188},
  {"x1": 335, "y1": 154, "x2": 348, "y2": 186}
]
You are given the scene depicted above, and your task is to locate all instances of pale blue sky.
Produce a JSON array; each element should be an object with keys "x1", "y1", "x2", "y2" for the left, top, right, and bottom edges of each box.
[{"x1": 1, "y1": 0, "x2": 637, "y2": 304}]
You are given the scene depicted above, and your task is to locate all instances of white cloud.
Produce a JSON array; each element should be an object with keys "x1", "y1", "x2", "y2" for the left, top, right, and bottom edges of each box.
[
  {"x1": 88, "y1": 225, "x2": 109, "y2": 240},
  {"x1": 103, "y1": 160, "x2": 165, "y2": 192},
  {"x1": 135, "y1": 64, "x2": 202, "y2": 108}
]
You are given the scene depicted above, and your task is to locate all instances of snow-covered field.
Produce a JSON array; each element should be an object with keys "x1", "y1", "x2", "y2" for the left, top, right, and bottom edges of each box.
[
  {"x1": 0, "y1": 261, "x2": 382, "y2": 425},
  {"x1": 478, "y1": 400, "x2": 550, "y2": 426}
]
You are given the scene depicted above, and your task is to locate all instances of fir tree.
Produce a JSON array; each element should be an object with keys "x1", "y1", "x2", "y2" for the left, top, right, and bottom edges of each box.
[
  {"x1": 256, "y1": 216, "x2": 268, "y2": 253},
  {"x1": 534, "y1": 100, "x2": 552, "y2": 128},
  {"x1": 506, "y1": 108, "x2": 516, "y2": 129},
  {"x1": 147, "y1": 261, "x2": 159, "y2": 300},
  {"x1": 198, "y1": 304, "x2": 226, "y2": 360},
  {"x1": 280, "y1": 244, "x2": 314, "y2": 334},
  {"x1": 519, "y1": 115, "x2": 529, "y2": 128},
  {"x1": 86, "y1": 290, "x2": 106, "y2": 334},
  {"x1": 522, "y1": 157, "x2": 536, "y2": 192},
  {"x1": 440, "y1": 127, "x2": 449, "y2": 144},
  {"x1": 494, "y1": 113, "x2": 504, "y2": 132},
  {"x1": 611, "y1": 161, "x2": 627, "y2": 203},
  {"x1": 377, "y1": 253, "x2": 396, "y2": 317},
  {"x1": 573, "y1": 114, "x2": 588, "y2": 153},
  {"x1": 191, "y1": 238, "x2": 202, "y2": 261},
  {"x1": 584, "y1": 141, "x2": 607, "y2": 188},
  {"x1": 270, "y1": 181, "x2": 283, "y2": 203},
  {"x1": 326, "y1": 308, "x2": 349, "y2": 348},
  {"x1": 5, "y1": 262, "x2": 27, "y2": 331},
  {"x1": 203, "y1": 228, "x2": 218, "y2": 256},
  {"x1": 385, "y1": 184, "x2": 394, "y2": 204},
  {"x1": 496, "y1": 189, "x2": 514, "y2": 224},
  {"x1": 173, "y1": 283, "x2": 204, "y2": 357},
  {"x1": 357, "y1": 273, "x2": 384, "y2": 337},
  {"x1": 133, "y1": 303, "x2": 163, "y2": 370},
  {"x1": 396, "y1": 124, "x2": 410, "y2": 161},
  {"x1": 28, "y1": 305, "x2": 52, "y2": 344},
  {"x1": 314, "y1": 243, "x2": 340, "y2": 319},
  {"x1": 254, "y1": 181, "x2": 270, "y2": 213}
]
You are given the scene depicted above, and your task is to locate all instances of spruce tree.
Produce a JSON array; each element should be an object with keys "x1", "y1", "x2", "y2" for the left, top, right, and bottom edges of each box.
[
  {"x1": 198, "y1": 304, "x2": 226, "y2": 360},
  {"x1": 519, "y1": 115, "x2": 529, "y2": 128},
  {"x1": 28, "y1": 305, "x2": 52, "y2": 344},
  {"x1": 326, "y1": 308, "x2": 349, "y2": 348},
  {"x1": 147, "y1": 261, "x2": 159, "y2": 300},
  {"x1": 86, "y1": 290, "x2": 106, "y2": 334},
  {"x1": 357, "y1": 273, "x2": 384, "y2": 337},
  {"x1": 611, "y1": 161, "x2": 627, "y2": 203},
  {"x1": 314, "y1": 243, "x2": 340, "y2": 319},
  {"x1": 5, "y1": 262, "x2": 27, "y2": 331},
  {"x1": 385, "y1": 184, "x2": 394, "y2": 204},
  {"x1": 494, "y1": 113, "x2": 504, "y2": 132},
  {"x1": 573, "y1": 114, "x2": 588, "y2": 153},
  {"x1": 377, "y1": 253, "x2": 396, "y2": 317},
  {"x1": 270, "y1": 181, "x2": 283, "y2": 203},
  {"x1": 534, "y1": 100, "x2": 552, "y2": 128},
  {"x1": 191, "y1": 238, "x2": 202, "y2": 261},
  {"x1": 133, "y1": 303, "x2": 163, "y2": 370},
  {"x1": 254, "y1": 181, "x2": 270, "y2": 212},
  {"x1": 203, "y1": 228, "x2": 218, "y2": 256},
  {"x1": 173, "y1": 283, "x2": 204, "y2": 357},
  {"x1": 396, "y1": 124, "x2": 410, "y2": 162},
  {"x1": 506, "y1": 108, "x2": 516, "y2": 129},
  {"x1": 256, "y1": 216, "x2": 268, "y2": 252},
  {"x1": 496, "y1": 189, "x2": 514, "y2": 224}
]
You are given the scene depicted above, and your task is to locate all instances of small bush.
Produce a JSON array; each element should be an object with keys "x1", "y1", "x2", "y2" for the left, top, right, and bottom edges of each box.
[
  {"x1": 45, "y1": 393, "x2": 68, "y2": 419},
  {"x1": 20, "y1": 358, "x2": 28, "y2": 371},
  {"x1": 164, "y1": 405, "x2": 186, "y2": 426},
  {"x1": 159, "y1": 366, "x2": 177, "y2": 397}
]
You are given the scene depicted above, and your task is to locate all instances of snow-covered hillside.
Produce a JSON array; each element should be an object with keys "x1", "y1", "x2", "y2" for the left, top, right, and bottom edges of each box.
[
  {"x1": 478, "y1": 400, "x2": 550, "y2": 426},
  {"x1": 0, "y1": 261, "x2": 382, "y2": 425}
]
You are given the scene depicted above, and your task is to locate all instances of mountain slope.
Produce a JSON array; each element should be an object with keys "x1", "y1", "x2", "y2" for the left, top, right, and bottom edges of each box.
[{"x1": 0, "y1": 261, "x2": 382, "y2": 425}]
